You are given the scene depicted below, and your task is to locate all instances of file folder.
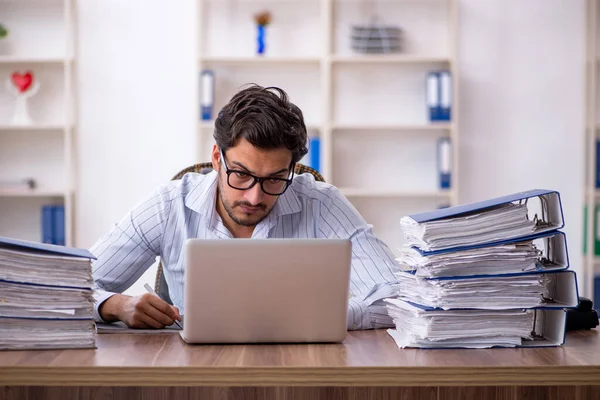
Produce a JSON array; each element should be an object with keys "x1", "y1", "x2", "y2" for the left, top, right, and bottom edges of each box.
[
  {"x1": 387, "y1": 308, "x2": 567, "y2": 348},
  {"x1": 41, "y1": 205, "x2": 53, "y2": 244},
  {"x1": 412, "y1": 228, "x2": 569, "y2": 266},
  {"x1": 596, "y1": 138, "x2": 600, "y2": 189},
  {"x1": 0, "y1": 236, "x2": 95, "y2": 259},
  {"x1": 200, "y1": 70, "x2": 215, "y2": 121},
  {"x1": 53, "y1": 205, "x2": 65, "y2": 246},
  {"x1": 437, "y1": 137, "x2": 451, "y2": 189},
  {"x1": 426, "y1": 71, "x2": 440, "y2": 122},
  {"x1": 395, "y1": 270, "x2": 579, "y2": 310},
  {"x1": 409, "y1": 189, "x2": 563, "y2": 238},
  {"x1": 439, "y1": 70, "x2": 452, "y2": 121}
]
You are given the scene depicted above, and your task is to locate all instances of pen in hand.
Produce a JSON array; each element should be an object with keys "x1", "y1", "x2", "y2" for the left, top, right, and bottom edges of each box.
[{"x1": 144, "y1": 283, "x2": 183, "y2": 329}]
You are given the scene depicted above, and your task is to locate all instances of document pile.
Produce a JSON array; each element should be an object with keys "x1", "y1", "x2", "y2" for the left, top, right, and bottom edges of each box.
[
  {"x1": 386, "y1": 189, "x2": 579, "y2": 349},
  {"x1": 0, "y1": 236, "x2": 96, "y2": 350}
]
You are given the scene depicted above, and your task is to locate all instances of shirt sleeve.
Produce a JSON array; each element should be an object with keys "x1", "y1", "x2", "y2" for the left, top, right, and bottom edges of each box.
[
  {"x1": 89, "y1": 187, "x2": 170, "y2": 322},
  {"x1": 318, "y1": 186, "x2": 400, "y2": 330}
]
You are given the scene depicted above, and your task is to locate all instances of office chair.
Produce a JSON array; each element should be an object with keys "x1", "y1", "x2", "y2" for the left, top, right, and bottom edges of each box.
[{"x1": 154, "y1": 161, "x2": 325, "y2": 305}]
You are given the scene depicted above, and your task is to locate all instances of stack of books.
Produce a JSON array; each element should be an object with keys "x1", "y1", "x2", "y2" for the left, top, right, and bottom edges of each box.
[
  {"x1": 385, "y1": 189, "x2": 579, "y2": 348},
  {"x1": 0, "y1": 236, "x2": 97, "y2": 350}
]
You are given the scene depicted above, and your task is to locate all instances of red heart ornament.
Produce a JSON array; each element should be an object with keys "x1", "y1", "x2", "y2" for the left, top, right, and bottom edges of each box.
[{"x1": 11, "y1": 71, "x2": 34, "y2": 93}]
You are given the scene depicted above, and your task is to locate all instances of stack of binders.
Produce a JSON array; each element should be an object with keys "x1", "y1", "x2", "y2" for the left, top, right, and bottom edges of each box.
[
  {"x1": 386, "y1": 189, "x2": 579, "y2": 348},
  {"x1": 0, "y1": 236, "x2": 97, "y2": 350}
]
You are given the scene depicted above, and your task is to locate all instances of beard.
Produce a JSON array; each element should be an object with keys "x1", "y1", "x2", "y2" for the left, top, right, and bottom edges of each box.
[{"x1": 217, "y1": 177, "x2": 273, "y2": 227}]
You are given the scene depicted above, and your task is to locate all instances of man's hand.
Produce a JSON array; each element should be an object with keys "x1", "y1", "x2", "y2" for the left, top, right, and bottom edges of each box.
[{"x1": 99, "y1": 293, "x2": 182, "y2": 329}]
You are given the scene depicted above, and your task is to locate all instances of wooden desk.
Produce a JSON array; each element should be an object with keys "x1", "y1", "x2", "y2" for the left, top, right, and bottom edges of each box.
[{"x1": 1, "y1": 329, "x2": 599, "y2": 400}]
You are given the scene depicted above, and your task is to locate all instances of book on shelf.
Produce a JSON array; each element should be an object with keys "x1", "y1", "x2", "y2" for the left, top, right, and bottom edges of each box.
[
  {"x1": 0, "y1": 236, "x2": 97, "y2": 350},
  {"x1": 386, "y1": 189, "x2": 578, "y2": 349}
]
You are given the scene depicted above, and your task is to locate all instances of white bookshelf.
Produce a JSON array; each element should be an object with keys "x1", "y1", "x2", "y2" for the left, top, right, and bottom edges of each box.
[
  {"x1": 0, "y1": 0, "x2": 76, "y2": 245},
  {"x1": 196, "y1": 0, "x2": 459, "y2": 253}
]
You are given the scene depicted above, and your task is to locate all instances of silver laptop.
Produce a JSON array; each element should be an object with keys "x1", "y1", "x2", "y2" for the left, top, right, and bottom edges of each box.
[{"x1": 180, "y1": 238, "x2": 352, "y2": 344}]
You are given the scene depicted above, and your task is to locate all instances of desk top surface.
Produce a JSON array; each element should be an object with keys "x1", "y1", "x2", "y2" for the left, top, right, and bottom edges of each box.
[{"x1": 1, "y1": 329, "x2": 599, "y2": 387}]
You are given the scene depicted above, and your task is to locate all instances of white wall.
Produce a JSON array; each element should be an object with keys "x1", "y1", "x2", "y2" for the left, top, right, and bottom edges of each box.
[
  {"x1": 75, "y1": 0, "x2": 197, "y2": 294},
  {"x1": 458, "y1": 0, "x2": 586, "y2": 287},
  {"x1": 75, "y1": 0, "x2": 587, "y2": 294}
]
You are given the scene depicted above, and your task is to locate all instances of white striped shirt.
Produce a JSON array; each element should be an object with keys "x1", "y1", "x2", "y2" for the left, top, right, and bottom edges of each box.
[{"x1": 91, "y1": 171, "x2": 399, "y2": 330}]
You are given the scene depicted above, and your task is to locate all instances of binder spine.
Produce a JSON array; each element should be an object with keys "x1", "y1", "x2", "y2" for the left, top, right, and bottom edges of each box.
[
  {"x1": 439, "y1": 70, "x2": 452, "y2": 121},
  {"x1": 596, "y1": 138, "x2": 600, "y2": 189},
  {"x1": 53, "y1": 205, "x2": 65, "y2": 246},
  {"x1": 41, "y1": 205, "x2": 53, "y2": 244},
  {"x1": 309, "y1": 137, "x2": 321, "y2": 172},
  {"x1": 426, "y1": 72, "x2": 440, "y2": 122},
  {"x1": 437, "y1": 137, "x2": 451, "y2": 189},
  {"x1": 200, "y1": 70, "x2": 215, "y2": 121}
]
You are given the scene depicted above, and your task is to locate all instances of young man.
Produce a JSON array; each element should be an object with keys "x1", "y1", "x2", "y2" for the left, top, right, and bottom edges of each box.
[{"x1": 91, "y1": 85, "x2": 399, "y2": 330}]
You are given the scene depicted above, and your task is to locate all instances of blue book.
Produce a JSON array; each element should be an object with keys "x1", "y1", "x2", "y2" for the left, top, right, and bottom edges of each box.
[
  {"x1": 53, "y1": 205, "x2": 65, "y2": 246},
  {"x1": 41, "y1": 205, "x2": 53, "y2": 244},
  {"x1": 0, "y1": 235, "x2": 96, "y2": 259}
]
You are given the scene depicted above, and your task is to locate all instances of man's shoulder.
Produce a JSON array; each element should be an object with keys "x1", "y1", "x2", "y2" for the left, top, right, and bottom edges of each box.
[
  {"x1": 157, "y1": 171, "x2": 214, "y2": 201},
  {"x1": 290, "y1": 173, "x2": 339, "y2": 202}
]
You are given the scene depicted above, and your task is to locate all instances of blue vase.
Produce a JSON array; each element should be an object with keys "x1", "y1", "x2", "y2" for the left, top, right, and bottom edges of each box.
[{"x1": 257, "y1": 24, "x2": 266, "y2": 55}]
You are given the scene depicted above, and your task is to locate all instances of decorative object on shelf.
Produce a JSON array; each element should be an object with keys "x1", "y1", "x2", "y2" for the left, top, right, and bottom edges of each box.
[
  {"x1": 0, "y1": 23, "x2": 9, "y2": 55},
  {"x1": 437, "y1": 137, "x2": 451, "y2": 189},
  {"x1": 6, "y1": 70, "x2": 39, "y2": 125},
  {"x1": 200, "y1": 70, "x2": 215, "y2": 121},
  {"x1": 351, "y1": 17, "x2": 402, "y2": 54},
  {"x1": 426, "y1": 70, "x2": 452, "y2": 122},
  {"x1": 254, "y1": 11, "x2": 271, "y2": 56},
  {"x1": 0, "y1": 178, "x2": 36, "y2": 194}
]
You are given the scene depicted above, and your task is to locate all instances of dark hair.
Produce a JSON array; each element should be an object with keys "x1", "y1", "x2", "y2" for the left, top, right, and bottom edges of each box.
[{"x1": 214, "y1": 85, "x2": 308, "y2": 164}]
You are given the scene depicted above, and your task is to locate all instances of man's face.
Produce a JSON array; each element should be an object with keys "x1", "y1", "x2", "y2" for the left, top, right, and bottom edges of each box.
[{"x1": 212, "y1": 138, "x2": 293, "y2": 228}]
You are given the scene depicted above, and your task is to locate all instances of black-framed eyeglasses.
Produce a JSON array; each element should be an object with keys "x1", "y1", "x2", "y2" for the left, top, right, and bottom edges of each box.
[{"x1": 219, "y1": 149, "x2": 294, "y2": 196}]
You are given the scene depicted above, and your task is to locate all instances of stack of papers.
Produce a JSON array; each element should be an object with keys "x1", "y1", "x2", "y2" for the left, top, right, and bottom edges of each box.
[
  {"x1": 0, "y1": 236, "x2": 97, "y2": 350},
  {"x1": 395, "y1": 241, "x2": 541, "y2": 278},
  {"x1": 385, "y1": 190, "x2": 577, "y2": 348},
  {"x1": 385, "y1": 299, "x2": 534, "y2": 348},
  {"x1": 394, "y1": 271, "x2": 553, "y2": 310},
  {"x1": 400, "y1": 203, "x2": 536, "y2": 251}
]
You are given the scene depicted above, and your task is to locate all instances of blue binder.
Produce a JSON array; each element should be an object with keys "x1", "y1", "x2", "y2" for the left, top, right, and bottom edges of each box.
[
  {"x1": 426, "y1": 71, "x2": 441, "y2": 122},
  {"x1": 53, "y1": 205, "x2": 65, "y2": 246},
  {"x1": 407, "y1": 189, "x2": 565, "y2": 255},
  {"x1": 410, "y1": 189, "x2": 564, "y2": 226},
  {"x1": 0, "y1": 235, "x2": 96, "y2": 259},
  {"x1": 439, "y1": 70, "x2": 452, "y2": 121},
  {"x1": 387, "y1": 305, "x2": 568, "y2": 348},
  {"x1": 200, "y1": 70, "x2": 215, "y2": 121},
  {"x1": 309, "y1": 137, "x2": 320, "y2": 172},
  {"x1": 41, "y1": 205, "x2": 53, "y2": 244},
  {"x1": 397, "y1": 270, "x2": 579, "y2": 310},
  {"x1": 596, "y1": 138, "x2": 600, "y2": 188},
  {"x1": 437, "y1": 137, "x2": 451, "y2": 189}
]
